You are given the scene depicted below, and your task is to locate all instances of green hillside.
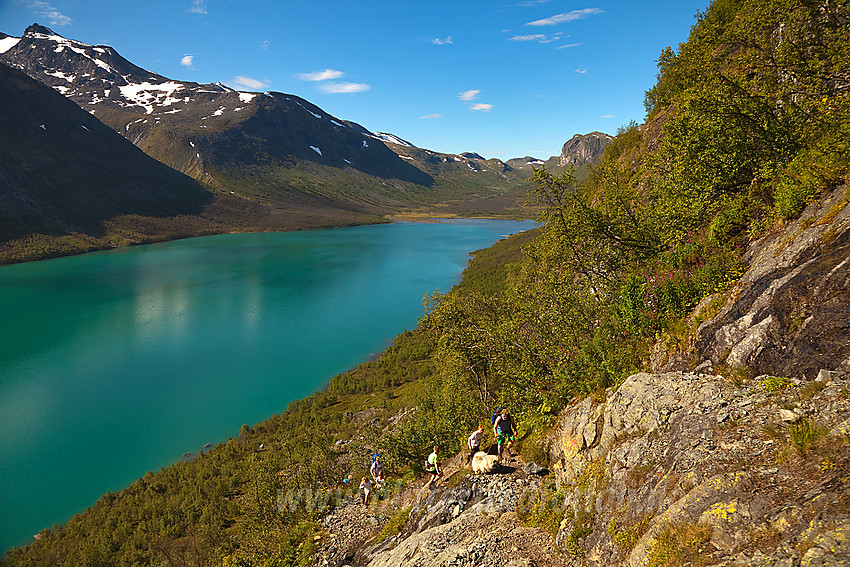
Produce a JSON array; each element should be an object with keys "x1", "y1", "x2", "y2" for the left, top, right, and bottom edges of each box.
[{"x1": 3, "y1": 0, "x2": 848, "y2": 564}]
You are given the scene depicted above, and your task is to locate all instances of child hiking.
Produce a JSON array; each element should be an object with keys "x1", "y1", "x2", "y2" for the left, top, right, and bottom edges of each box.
[
  {"x1": 467, "y1": 424, "x2": 484, "y2": 461},
  {"x1": 424, "y1": 445, "x2": 442, "y2": 488}
]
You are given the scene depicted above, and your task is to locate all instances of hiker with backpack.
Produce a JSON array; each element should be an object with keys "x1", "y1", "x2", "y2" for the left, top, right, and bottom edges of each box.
[
  {"x1": 370, "y1": 453, "x2": 385, "y2": 489},
  {"x1": 493, "y1": 408, "x2": 516, "y2": 459}
]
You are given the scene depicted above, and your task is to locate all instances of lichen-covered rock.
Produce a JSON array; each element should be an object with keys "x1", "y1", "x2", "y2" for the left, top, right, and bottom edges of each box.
[{"x1": 547, "y1": 370, "x2": 850, "y2": 567}]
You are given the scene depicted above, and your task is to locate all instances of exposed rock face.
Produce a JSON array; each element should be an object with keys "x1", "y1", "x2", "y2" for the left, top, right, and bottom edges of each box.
[
  {"x1": 547, "y1": 370, "x2": 850, "y2": 566},
  {"x1": 313, "y1": 455, "x2": 566, "y2": 567},
  {"x1": 363, "y1": 473, "x2": 562, "y2": 567},
  {"x1": 558, "y1": 132, "x2": 613, "y2": 166},
  {"x1": 656, "y1": 185, "x2": 850, "y2": 378}
]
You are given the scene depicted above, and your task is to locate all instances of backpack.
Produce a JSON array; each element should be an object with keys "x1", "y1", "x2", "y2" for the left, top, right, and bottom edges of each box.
[{"x1": 491, "y1": 407, "x2": 504, "y2": 426}]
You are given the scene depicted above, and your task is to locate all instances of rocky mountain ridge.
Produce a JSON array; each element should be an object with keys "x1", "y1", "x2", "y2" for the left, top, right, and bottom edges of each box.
[{"x1": 559, "y1": 132, "x2": 613, "y2": 167}]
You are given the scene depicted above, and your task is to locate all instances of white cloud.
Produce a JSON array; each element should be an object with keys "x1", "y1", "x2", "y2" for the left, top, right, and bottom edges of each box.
[
  {"x1": 600, "y1": 114, "x2": 616, "y2": 118},
  {"x1": 432, "y1": 36, "x2": 453, "y2": 45},
  {"x1": 458, "y1": 89, "x2": 480, "y2": 102},
  {"x1": 510, "y1": 34, "x2": 545, "y2": 42},
  {"x1": 509, "y1": 32, "x2": 563, "y2": 43},
  {"x1": 261, "y1": 39, "x2": 271, "y2": 50},
  {"x1": 232, "y1": 76, "x2": 269, "y2": 89},
  {"x1": 527, "y1": 8, "x2": 603, "y2": 27},
  {"x1": 470, "y1": 103, "x2": 493, "y2": 112},
  {"x1": 575, "y1": 67, "x2": 589, "y2": 74},
  {"x1": 556, "y1": 42, "x2": 582, "y2": 49},
  {"x1": 419, "y1": 113, "x2": 442, "y2": 119},
  {"x1": 30, "y1": 1, "x2": 72, "y2": 26},
  {"x1": 297, "y1": 69, "x2": 344, "y2": 82},
  {"x1": 180, "y1": 55, "x2": 194, "y2": 67},
  {"x1": 319, "y1": 82, "x2": 371, "y2": 94},
  {"x1": 189, "y1": 0, "x2": 206, "y2": 14}
]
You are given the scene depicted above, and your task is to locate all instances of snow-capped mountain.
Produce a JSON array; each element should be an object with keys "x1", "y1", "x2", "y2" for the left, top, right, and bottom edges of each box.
[
  {"x1": 0, "y1": 24, "x2": 536, "y2": 262},
  {"x1": 0, "y1": 24, "x2": 528, "y2": 197},
  {"x1": 0, "y1": 24, "x2": 442, "y2": 190}
]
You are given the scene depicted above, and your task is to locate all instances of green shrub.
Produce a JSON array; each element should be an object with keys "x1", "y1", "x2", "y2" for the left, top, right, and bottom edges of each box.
[
  {"x1": 760, "y1": 375, "x2": 793, "y2": 393},
  {"x1": 647, "y1": 521, "x2": 713, "y2": 567}
]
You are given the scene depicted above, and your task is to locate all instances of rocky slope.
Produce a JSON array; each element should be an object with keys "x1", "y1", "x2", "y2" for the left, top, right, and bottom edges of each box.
[
  {"x1": 312, "y1": 186, "x2": 850, "y2": 567},
  {"x1": 313, "y1": 453, "x2": 563, "y2": 567},
  {"x1": 655, "y1": 184, "x2": 850, "y2": 378},
  {"x1": 547, "y1": 370, "x2": 849, "y2": 566}
]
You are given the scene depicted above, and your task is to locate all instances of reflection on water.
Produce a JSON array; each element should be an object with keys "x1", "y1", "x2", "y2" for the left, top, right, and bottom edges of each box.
[{"x1": 0, "y1": 219, "x2": 533, "y2": 551}]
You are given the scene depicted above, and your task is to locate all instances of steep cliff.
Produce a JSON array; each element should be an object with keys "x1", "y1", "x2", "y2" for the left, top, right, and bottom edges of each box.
[{"x1": 558, "y1": 132, "x2": 613, "y2": 167}]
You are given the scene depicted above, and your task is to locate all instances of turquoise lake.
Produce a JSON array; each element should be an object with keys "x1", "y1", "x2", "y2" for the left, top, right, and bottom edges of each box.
[{"x1": 0, "y1": 219, "x2": 533, "y2": 553}]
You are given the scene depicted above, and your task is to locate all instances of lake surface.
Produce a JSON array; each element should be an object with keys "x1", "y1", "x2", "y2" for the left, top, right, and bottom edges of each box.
[{"x1": 0, "y1": 219, "x2": 533, "y2": 552}]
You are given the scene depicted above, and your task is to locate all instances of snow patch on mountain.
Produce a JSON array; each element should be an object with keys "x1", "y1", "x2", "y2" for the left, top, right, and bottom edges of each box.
[
  {"x1": 44, "y1": 70, "x2": 74, "y2": 81},
  {"x1": 118, "y1": 81, "x2": 184, "y2": 114},
  {"x1": 310, "y1": 145, "x2": 322, "y2": 155},
  {"x1": 371, "y1": 132, "x2": 415, "y2": 148},
  {"x1": 238, "y1": 92, "x2": 256, "y2": 104},
  {"x1": 0, "y1": 36, "x2": 21, "y2": 54}
]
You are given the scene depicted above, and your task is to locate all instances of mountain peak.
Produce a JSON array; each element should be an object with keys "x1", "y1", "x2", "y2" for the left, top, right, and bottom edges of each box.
[
  {"x1": 559, "y1": 131, "x2": 613, "y2": 166},
  {"x1": 24, "y1": 23, "x2": 59, "y2": 38}
]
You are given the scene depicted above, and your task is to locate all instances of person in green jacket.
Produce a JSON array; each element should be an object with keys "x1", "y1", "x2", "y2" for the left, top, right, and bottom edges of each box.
[{"x1": 425, "y1": 445, "x2": 442, "y2": 488}]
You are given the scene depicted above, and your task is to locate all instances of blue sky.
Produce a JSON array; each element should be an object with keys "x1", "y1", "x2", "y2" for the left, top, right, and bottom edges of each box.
[{"x1": 1, "y1": 0, "x2": 708, "y2": 159}]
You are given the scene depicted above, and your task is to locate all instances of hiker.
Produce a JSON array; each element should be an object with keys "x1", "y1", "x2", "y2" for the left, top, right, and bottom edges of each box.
[
  {"x1": 359, "y1": 476, "x2": 373, "y2": 504},
  {"x1": 424, "y1": 445, "x2": 442, "y2": 488},
  {"x1": 370, "y1": 453, "x2": 385, "y2": 489},
  {"x1": 493, "y1": 408, "x2": 515, "y2": 459},
  {"x1": 467, "y1": 424, "x2": 484, "y2": 461}
]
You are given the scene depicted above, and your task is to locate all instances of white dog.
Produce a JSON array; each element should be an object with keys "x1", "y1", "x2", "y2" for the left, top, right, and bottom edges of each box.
[{"x1": 471, "y1": 451, "x2": 499, "y2": 474}]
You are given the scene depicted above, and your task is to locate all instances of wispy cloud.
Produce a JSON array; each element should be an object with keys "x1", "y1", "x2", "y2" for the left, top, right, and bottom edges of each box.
[
  {"x1": 556, "y1": 42, "x2": 582, "y2": 49},
  {"x1": 458, "y1": 89, "x2": 480, "y2": 102},
  {"x1": 419, "y1": 113, "x2": 442, "y2": 119},
  {"x1": 470, "y1": 103, "x2": 493, "y2": 112},
  {"x1": 527, "y1": 8, "x2": 603, "y2": 27},
  {"x1": 575, "y1": 67, "x2": 589, "y2": 74},
  {"x1": 180, "y1": 55, "x2": 194, "y2": 67},
  {"x1": 600, "y1": 114, "x2": 616, "y2": 118},
  {"x1": 432, "y1": 36, "x2": 453, "y2": 45},
  {"x1": 509, "y1": 32, "x2": 563, "y2": 43},
  {"x1": 510, "y1": 34, "x2": 544, "y2": 42},
  {"x1": 515, "y1": 0, "x2": 551, "y2": 6},
  {"x1": 261, "y1": 39, "x2": 271, "y2": 50},
  {"x1": 189, "y1": 0, "x2": 206, "y2": 14},
  {"x1": 319, "y1": 82, "x2": 371, "y2": 94},
  {"x1": 233, "y1": 76, "x2": 269, "y2": 89},
  {"x1": 297, "y1": 69, "x2": 344, "y2": 82},
  {"x1": 30, "y1": 1, "x2": 72, "y2": 26}
]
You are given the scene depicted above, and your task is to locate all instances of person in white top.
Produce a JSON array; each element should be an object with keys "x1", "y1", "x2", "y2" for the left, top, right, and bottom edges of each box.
[
  {"x1": 467, "y1": 425, "x2": 484, "y2": 461},
  {"x1": 359, "y1": 476, "x2": 373, "y2": 504}
]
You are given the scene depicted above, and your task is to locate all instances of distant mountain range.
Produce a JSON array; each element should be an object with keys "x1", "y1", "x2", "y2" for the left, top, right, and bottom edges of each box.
[{"x1": 0, "y1": 23, "x2": 610, "y2": 262}]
